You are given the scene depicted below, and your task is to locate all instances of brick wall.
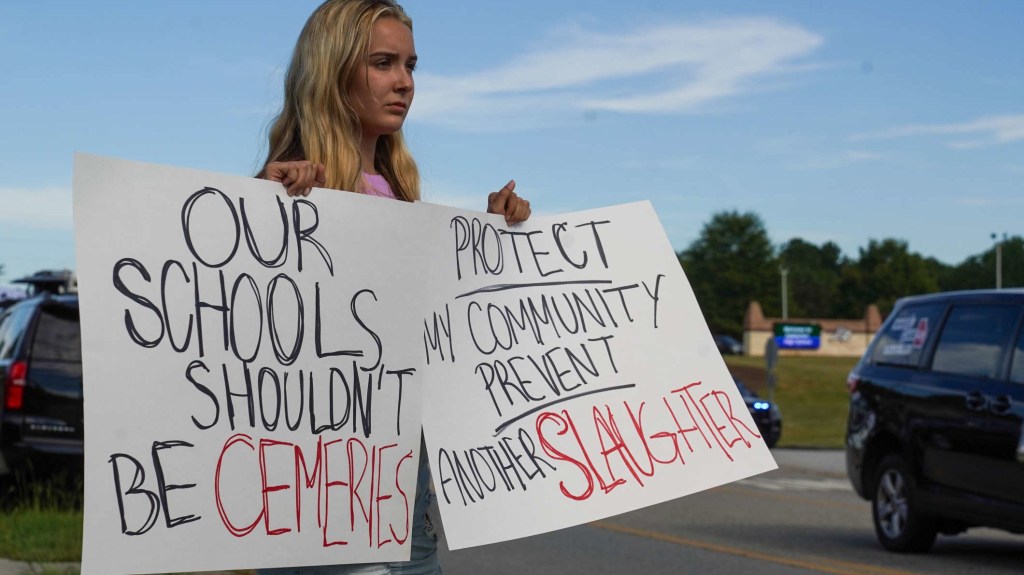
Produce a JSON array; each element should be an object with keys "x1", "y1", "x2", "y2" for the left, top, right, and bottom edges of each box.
[{"x1": 741, "y1": 301, "x2": 882, "y2": 358}]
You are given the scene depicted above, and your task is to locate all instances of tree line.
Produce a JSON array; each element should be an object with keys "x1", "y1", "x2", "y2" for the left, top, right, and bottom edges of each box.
[{"x1": 677, "y1": 211, "x2": 1023, "y2": 338}]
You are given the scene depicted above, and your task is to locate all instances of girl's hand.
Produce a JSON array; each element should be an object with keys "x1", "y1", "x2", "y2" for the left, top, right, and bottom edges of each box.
[
  {"x1": 261, "y1": 161, "x2": 326, "y2": 197},
  {"x1": 487, "y1": 179, "x2": 531, "y2": 224}
]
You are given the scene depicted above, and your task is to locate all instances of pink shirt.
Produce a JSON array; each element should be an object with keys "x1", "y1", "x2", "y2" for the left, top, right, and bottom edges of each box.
[{"x1": 362, "y1": 173, "x2": 396, "y2": 200}]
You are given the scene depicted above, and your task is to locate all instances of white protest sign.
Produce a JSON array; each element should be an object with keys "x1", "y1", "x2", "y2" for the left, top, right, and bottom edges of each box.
[
  {"x1": 414, "y1": 201, "x2": 778, "y2": 549},
  {"x1": 74, "y1": 154, "x2": 427, "y2": 575},
  {"x1": 74, "y1": 154, "x2": 776, "y2": 573}
]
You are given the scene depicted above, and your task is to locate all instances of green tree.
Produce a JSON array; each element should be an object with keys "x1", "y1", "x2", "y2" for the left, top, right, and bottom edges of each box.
[
  {"x1": 940, "y1": 236, "x2": 1024, "y2": 290},
  {"x1": 838, "y1": 239, "x2": 940, "y2": 316},
  {"x1": 778, "y1": 239, "x2": 845, "y2": 318},
  {"x1": 999, "y1": 236, "x2": 1024, "y2": 288},
  {"x1": 678, "y1": 211, "x2": 776, "y2": 336},
  {"x1": 938, "y1": 253, "x2": 988, "y2": 291}
]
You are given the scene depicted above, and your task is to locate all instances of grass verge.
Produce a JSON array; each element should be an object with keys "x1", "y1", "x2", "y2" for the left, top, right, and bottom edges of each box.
[
  {"x1": 725, "y1": 354, "x2": 858, "y2": 449},
  {"x1": 0, "y1": 507, "x2": 82, "y2": 563},
  {"x1": 0, "y1": 473, "x2": 83, "y2": 564}
]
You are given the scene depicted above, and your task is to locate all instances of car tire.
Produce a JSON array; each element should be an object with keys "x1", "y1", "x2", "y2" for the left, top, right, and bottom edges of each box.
[{"x1": 871, "y1": 454, "x2": 937, "y2": 552}]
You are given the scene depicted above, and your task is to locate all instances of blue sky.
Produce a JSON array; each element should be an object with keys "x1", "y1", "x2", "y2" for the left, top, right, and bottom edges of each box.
[{"x1": 2, "y1": 0, "x2": 1022, "y2": 285}]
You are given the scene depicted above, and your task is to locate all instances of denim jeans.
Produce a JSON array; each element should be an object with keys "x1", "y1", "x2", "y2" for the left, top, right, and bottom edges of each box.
[{"x1": 258, "y1": 441, "x2": 441, "y2": 575}]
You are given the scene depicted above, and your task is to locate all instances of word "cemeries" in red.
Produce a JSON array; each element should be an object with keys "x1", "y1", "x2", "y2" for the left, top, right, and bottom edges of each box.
[
  {"x1": 214, "y1": 434, "x2": 414, "y2": 549},
  {"x1": 536, "y1": 380, "x2": 761, "y2": 501}
]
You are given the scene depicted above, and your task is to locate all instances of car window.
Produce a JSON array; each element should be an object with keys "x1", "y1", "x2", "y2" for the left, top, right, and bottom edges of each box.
[
  {"x1": 1010, "y1": 324, "x2": 1024, "y2": 385},
  {"x1": 0, "y1": 304, "x2": 35, "y2": 360},
  {"x1": 870, "y1": 303, "x2": 945, "y2": 367},
  {"x1": 30, "y1": 306, "x2": 81, "y2": 363},
  {"x1": 931, "y1": 304, "x2": 1019, "y2": 379}
]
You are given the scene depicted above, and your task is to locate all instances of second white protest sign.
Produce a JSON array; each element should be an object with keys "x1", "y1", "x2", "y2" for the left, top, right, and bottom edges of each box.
[{"x1": 414, "y1": 200, "x2": 777, "y2": 549}]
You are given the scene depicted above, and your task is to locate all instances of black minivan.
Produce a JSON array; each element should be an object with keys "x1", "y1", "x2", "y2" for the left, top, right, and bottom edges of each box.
[
  {"x1": 0, "y1": 294, "x2": 83, "y2": 479},
  {"x1": 845, "y1": 289, "x2": 1024, "y2": 552}
]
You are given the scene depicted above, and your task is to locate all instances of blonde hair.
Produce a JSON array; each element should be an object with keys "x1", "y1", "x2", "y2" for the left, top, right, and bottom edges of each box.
[{"x1": 264, "y1": 0, "x2": 419, "y2": 201}]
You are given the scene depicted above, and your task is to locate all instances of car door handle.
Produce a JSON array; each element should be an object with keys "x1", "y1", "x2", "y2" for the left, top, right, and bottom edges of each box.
[
  {"x1": 965, "y1": 391, "x2": 988, "y2": 411},
  {"x1": 989, "y1": 395, "x2": 1012, "y2": 415}
]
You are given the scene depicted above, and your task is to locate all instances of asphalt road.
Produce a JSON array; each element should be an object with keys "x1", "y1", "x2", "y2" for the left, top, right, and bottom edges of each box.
[
  {"x1": 2, "y1": 449, "x2": 1018, "y2": 575},
  {"x1": 436, "y1": 449, "x2": 1024, "y2": 575}
]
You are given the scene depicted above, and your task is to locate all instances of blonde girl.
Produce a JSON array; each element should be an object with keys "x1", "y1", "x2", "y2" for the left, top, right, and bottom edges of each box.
[{"x1": 259, "y1": 1, "x2": 530, "y2": 573}]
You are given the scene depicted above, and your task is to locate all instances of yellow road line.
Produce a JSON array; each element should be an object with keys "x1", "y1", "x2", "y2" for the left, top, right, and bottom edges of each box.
[{"x1": 590, "y1": 521, "x2": 921, "y2": 575}]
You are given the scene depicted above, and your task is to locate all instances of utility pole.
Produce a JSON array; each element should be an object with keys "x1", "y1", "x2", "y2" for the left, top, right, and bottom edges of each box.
[
  {"x1": 780, "y1": 265, "x2": 789, "y2": 319},
  {"x1": 992, "y1": 232, "x2": 1006, "y2": 289}
]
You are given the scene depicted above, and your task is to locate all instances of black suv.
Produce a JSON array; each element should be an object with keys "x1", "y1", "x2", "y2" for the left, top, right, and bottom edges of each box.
[
  {"x1": 845, "y1": 289, "x2": 1024, "y2": 552},
  {"x1": 0, "y1": 294, "x2": 83, "y2": 479}
]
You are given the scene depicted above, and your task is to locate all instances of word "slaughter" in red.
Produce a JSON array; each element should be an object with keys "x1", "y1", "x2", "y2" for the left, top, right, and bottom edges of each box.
[{"x1": 536, "y1": 380, "x2": 761, "y2": 501}]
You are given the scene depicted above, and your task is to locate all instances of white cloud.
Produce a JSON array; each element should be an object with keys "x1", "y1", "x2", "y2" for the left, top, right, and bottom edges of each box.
[
  {"x1": 0, "y1": 187, "x2": 73, "y2": 229},
  {"x1": 410, "y1": 18, "x2": 822, "y2": 132},
  {"x1": 852, "y1": 114, "x2": 1024, "y2": 148}
]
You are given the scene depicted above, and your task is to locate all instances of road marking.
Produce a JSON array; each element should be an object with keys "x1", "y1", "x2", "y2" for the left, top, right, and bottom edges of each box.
[
  {"x1": 737, "y1": 477, "x2": 853, "y2": 492},
  {"x1": 717, "y1": 484, "x2": 864, "y2": 512},
  {"x1": 591, "y1": 521, "x2": 921, "y2": 575}
]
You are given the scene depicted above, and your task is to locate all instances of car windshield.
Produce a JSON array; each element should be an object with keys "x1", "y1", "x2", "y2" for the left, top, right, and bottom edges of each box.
[{"x1": 733, "y1": 378, "x2": 756, "y2": 399}]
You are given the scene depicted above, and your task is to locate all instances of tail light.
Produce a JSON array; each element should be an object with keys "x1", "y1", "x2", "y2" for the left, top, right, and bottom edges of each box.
[
  {"x1": 846, "y1": 370, "x2": 861, "y2": 394},
  {"x1": 4, "y1": 360, "x2": 27, "y2": 410}
]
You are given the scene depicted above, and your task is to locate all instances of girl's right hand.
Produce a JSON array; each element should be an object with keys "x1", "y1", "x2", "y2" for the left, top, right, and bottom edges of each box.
[
  {"x1": 487, "y1": 179, "x2": 532, "y2": 224},
  {"x1": 261, "y1": 161, "x2": 326, "y2": 197}
]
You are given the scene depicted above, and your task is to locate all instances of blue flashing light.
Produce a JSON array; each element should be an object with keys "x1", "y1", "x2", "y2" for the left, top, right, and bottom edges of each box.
[{"x1": 753, "y1": 401, "x2": 770, "y2": 410}]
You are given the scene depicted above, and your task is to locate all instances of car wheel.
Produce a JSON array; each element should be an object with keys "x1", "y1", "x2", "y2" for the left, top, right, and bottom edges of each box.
[
  {"x1": 764, "y1": 429, "x2": 780, "y2": 448},
  {"x1": 871, "y1": 454, "x2": 937, "y2": 552}
]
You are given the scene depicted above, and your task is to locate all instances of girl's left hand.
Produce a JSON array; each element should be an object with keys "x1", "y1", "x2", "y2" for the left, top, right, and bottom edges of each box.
[
  {"x1": 261, "y1": 160, "x2": 326, "y2": 197},
  {"x1": 487, "y1": 179, "x2": 531, "y2": 224}
]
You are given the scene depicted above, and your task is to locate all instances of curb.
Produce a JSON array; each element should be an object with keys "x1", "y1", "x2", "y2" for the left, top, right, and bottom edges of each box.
[
  {"x1": 0, "y1": 562, "x2": 250, "y2": 575},
  {"x1": 0, "y1": 558, "x2": 79, "y2": 575}
]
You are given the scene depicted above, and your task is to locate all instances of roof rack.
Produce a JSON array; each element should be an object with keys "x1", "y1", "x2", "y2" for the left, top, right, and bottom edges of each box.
[{"x1": 12, "y1": 269, "x2": 78, "y2": 295}]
